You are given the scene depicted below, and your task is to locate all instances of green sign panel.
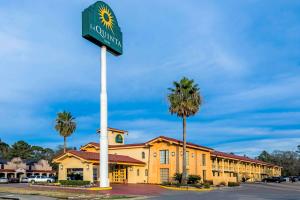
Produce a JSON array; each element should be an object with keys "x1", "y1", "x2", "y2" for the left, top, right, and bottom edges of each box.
[{"x1": 82, "y1": 1, "x2": 123, "y2": 56}]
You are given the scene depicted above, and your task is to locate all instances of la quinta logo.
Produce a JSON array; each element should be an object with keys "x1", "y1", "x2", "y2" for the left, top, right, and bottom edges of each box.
[{"x1": 99, "y1": 6, "x2": 115, "y2": 34}]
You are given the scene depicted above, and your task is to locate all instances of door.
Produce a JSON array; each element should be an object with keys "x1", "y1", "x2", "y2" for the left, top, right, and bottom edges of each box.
[
  {"x1": 112, "y1": 165, "x2": 127, "y2": 183},
  {"x1": 160, "y1": 168, "x2": 169, "y2": 183}
]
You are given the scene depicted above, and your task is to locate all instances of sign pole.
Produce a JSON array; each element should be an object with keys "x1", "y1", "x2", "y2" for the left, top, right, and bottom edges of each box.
[
  {"x1": 82, "y1": 1, "x2": 122, "y2": 188},
  {"x1": 100, "y1": 45, "x2": 109, "y2": 187}
]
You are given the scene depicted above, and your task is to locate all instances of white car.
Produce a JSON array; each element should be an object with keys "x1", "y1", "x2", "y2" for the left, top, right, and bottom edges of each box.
[
  {"x1": 28, "y1": 175, "x2": 55, "y2": 183},
  {"x1": 0, "y1": 177, "x2": 8, "y2": 183},
  {"x1": 21, "y1": 177, "x2": 29, "y2": 183}
]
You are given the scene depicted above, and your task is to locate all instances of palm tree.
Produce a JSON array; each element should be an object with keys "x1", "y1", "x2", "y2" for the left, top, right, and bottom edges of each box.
[
  {"x1": 167, "y1": 77, "x2": 202, "y2": 184},
  {"x1": 55, "y1": 111, "x2": 76, "y2": 153}
]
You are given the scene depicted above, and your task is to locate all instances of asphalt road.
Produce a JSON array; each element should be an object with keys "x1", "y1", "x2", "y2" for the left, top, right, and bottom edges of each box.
[
  {"x1": 150, "y1": 182, "x2": 300, "y2": 200},
  {"x1": 0, "y1": 193, "x2": 55, "y2": 200}
]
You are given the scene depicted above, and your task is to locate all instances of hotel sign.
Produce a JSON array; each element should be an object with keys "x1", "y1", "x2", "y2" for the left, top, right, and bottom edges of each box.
[{"x1": 82, "y1": 1, "x2": 123, "y2": 56}]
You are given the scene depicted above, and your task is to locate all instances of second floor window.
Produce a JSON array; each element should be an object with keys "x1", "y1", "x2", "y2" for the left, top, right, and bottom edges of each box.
[
  {"x1": 202, "y1": 154, "x2": 206, "y2": 166},
  {"x1": 186, "y1": 151, "x2": 190, "y2": 166},
  {"x1": 142, "y1": 152, "x2": 145, "y2": 159},
  {"x1": 115, "y1": 134, "x2": 123, "y2": 143},
  {"x1": 160, "y1": 150, "x2": 169, "y2": 164}
]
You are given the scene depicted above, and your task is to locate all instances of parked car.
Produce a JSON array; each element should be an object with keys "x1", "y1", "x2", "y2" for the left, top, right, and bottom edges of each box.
[
  {"x1": 28, "y1": 175, "x2": 55, "y2": 183},
  {"x1": 282, "y1": 176, "x2": 290, "y2": 182},
  {"x1": 0, "y1": 177, "x2": 8, "y2": 183},
  {"x1": 8, "y1": 177, "x2": 19, "y2": 183},
  {"x1": 20, "y1": 177, "x2": 29, "y2": 183},
  {"x1": 262, "y1": 176, "x2": 285, "y2": 183},
  {"x1": 290, "y1": 176, "x2": 298, "y2": 182}
]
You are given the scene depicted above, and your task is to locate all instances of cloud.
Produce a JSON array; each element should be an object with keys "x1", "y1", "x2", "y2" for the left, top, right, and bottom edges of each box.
[{"x1": 0, "y1": 0, "x2": 299, "y2": 158}]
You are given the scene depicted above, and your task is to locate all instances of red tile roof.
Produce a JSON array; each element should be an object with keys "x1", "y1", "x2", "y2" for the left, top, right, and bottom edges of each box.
[
  {"x1": 82, "y1": 142, "x2": 146, "y2": 149},
  {"x1": 82, "y1": 136, "x2": 213, "y2": 151},
  {"x1": 109, "y1": 143, "x2": 146, "y2": 148},
  {"x1": 212, "y1": 151, "x2": 279, "y2": 167},
  {"x1": 0, "y1": 169, "x2": 15, "y2": 172},
  {"x1": 146, "y1": 136, "x2": 213, "y2": 151},
  {"x1": 27, "y1": 170, "x2": 55, "y2": 173},
  {"x1": 67, "y1": 150, "x2": 145, "y2": 165},
  {"x1": 97, "y1": 127, "x2": 127, "y2": 134},
  {"x1": 85, "y1": 142, "x2": 100, "y2": 148},
  {"x1": 84, "y1": 136, "x2": 212, "y2": 150}
]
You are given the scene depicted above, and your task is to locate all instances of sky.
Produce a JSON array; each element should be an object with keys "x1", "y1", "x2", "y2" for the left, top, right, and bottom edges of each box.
[{"x1": 0, "y1": 0, "x2": 300, "y2": 157}]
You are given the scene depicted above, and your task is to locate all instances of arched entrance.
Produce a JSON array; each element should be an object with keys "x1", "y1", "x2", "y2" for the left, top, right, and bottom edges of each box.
[
  {"x1": 16, "y1": 168, "x2": 26, "y2": 180},
  {"x1": 16, "y1": 172, "x2": 25, "y2": 179}
]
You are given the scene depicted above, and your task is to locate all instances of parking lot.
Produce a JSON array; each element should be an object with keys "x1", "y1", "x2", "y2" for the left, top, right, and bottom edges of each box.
[{"x1": 151, "y1": 182, "x2": 300, "y2": 200}]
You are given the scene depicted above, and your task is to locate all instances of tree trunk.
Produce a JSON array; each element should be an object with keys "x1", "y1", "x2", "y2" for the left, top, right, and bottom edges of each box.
[
  {"x1": 64, "y1": 136, "x2": 67, "y2": 153},
  {"x1": 182, "y1": 115, "x2": 187, "y2": 184}
]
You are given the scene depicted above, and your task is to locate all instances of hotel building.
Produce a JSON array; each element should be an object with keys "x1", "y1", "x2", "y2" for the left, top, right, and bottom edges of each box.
[{"x1": 53, "y1": 128, "x2": 281, "y2": 185}]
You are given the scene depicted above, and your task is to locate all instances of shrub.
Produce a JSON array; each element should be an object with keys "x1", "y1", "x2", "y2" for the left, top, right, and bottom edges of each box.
[
  {"x1": 187, "y1": 175, "x2": 201, "y2": 184},
  {"x1": 204, "y1": 180, "x2": 213, "y2": 185},
  {"x1": 228, "y1": 182, "x2": 240, "y2": 187},
  {"x1": 59, "y1": 180, "x2": 90, "y2": 186},
  {"x1": 203, "y1": 183, "x2": 210, "y2": 188},
  {"x1": 161, "y1": 181, "x2": 171, "y2": 186},
  {"x1": 173, "y1": 173, "x2": 182, "y2": 183}
]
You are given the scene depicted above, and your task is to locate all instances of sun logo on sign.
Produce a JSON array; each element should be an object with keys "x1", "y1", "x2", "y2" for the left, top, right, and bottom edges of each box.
[{"x1": 99, "y1": 6, "x2": 114, "y2": 34}]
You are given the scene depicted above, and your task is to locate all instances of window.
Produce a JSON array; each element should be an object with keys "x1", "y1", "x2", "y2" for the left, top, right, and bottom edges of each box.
[
  {"x1": 67, "y1": 168, "x2": 83, "y2": 180},
  {"x1": 160, "y1": 150, "x2": 169, "y2": 164},
  {"x1": 115, "y1": 134, "x2": 123, "y2": 143},
  {"x1": 1, "y1": 164, "x2": 4, "y2": 169},
  {"x1": 137, "y1": 169, "x2": 140, "y2": 176},
  {"x1": 145, "y1": 169, "x2": 148, "y2": 176},
  {"x1": 213, "y1": 172, "x2": 219, "y2": 177},
  {"x1": 160, "y1": 168, "x2": 169, "y2": 183},
  {"x1": 202, "y1": 170, "x2": 206, "y2": 181},
  {"x1": 186, "y1": 151, "x2": 189, "y2": 166},
  {"x1": 142, "y1": 152, "x2": 145, "y2": 159},
  {"x1": 93, "y1": 167, "x2": 98, "y2": 181},
  {"x1": 202, "y1": 154, "x2": 206, "y2": 166}
]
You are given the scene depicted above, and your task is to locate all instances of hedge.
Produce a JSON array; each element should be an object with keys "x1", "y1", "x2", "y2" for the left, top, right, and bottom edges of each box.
[
  {"x1": 228, "y1": 182, "x2": 240, "y2": 187},
  {"x1": 187, "y1": 175, "x2": 201, "y2": 184},
  {"x1": 59, "y1": 180, "x2": 90, "y2": 186}
]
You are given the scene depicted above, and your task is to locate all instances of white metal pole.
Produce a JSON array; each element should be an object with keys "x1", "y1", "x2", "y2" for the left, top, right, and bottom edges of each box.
[{"x1": 100, "y1": 45, "x2": 109, "y2": 188}]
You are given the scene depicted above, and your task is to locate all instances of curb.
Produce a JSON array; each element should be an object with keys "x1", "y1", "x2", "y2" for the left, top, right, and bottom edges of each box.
[
  {"x1": 160, "y1": 185, "x2": 213, "y2": 192},
  {"x1": 87, "y1": 187, "x2": 112, "y2": 191}
]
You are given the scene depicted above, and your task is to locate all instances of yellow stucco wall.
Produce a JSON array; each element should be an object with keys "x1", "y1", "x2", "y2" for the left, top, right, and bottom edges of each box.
[
  {"x1": 109, "y1": 147, "x2": 149, "y2": 183},
  {"x1": 147, "y1": 141, "x2": 213, "y2": 184},
  {"x1": 57, "y1": 156, "x2": 93, "y2": 182},
  {"x1": 108, "y1": 131, "x2": 125, "y2": 145}
]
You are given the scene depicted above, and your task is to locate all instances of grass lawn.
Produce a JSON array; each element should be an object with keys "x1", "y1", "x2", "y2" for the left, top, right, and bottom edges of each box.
[{"x1": 0, "y1": 186, "x2": 137, "y2": 199}]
